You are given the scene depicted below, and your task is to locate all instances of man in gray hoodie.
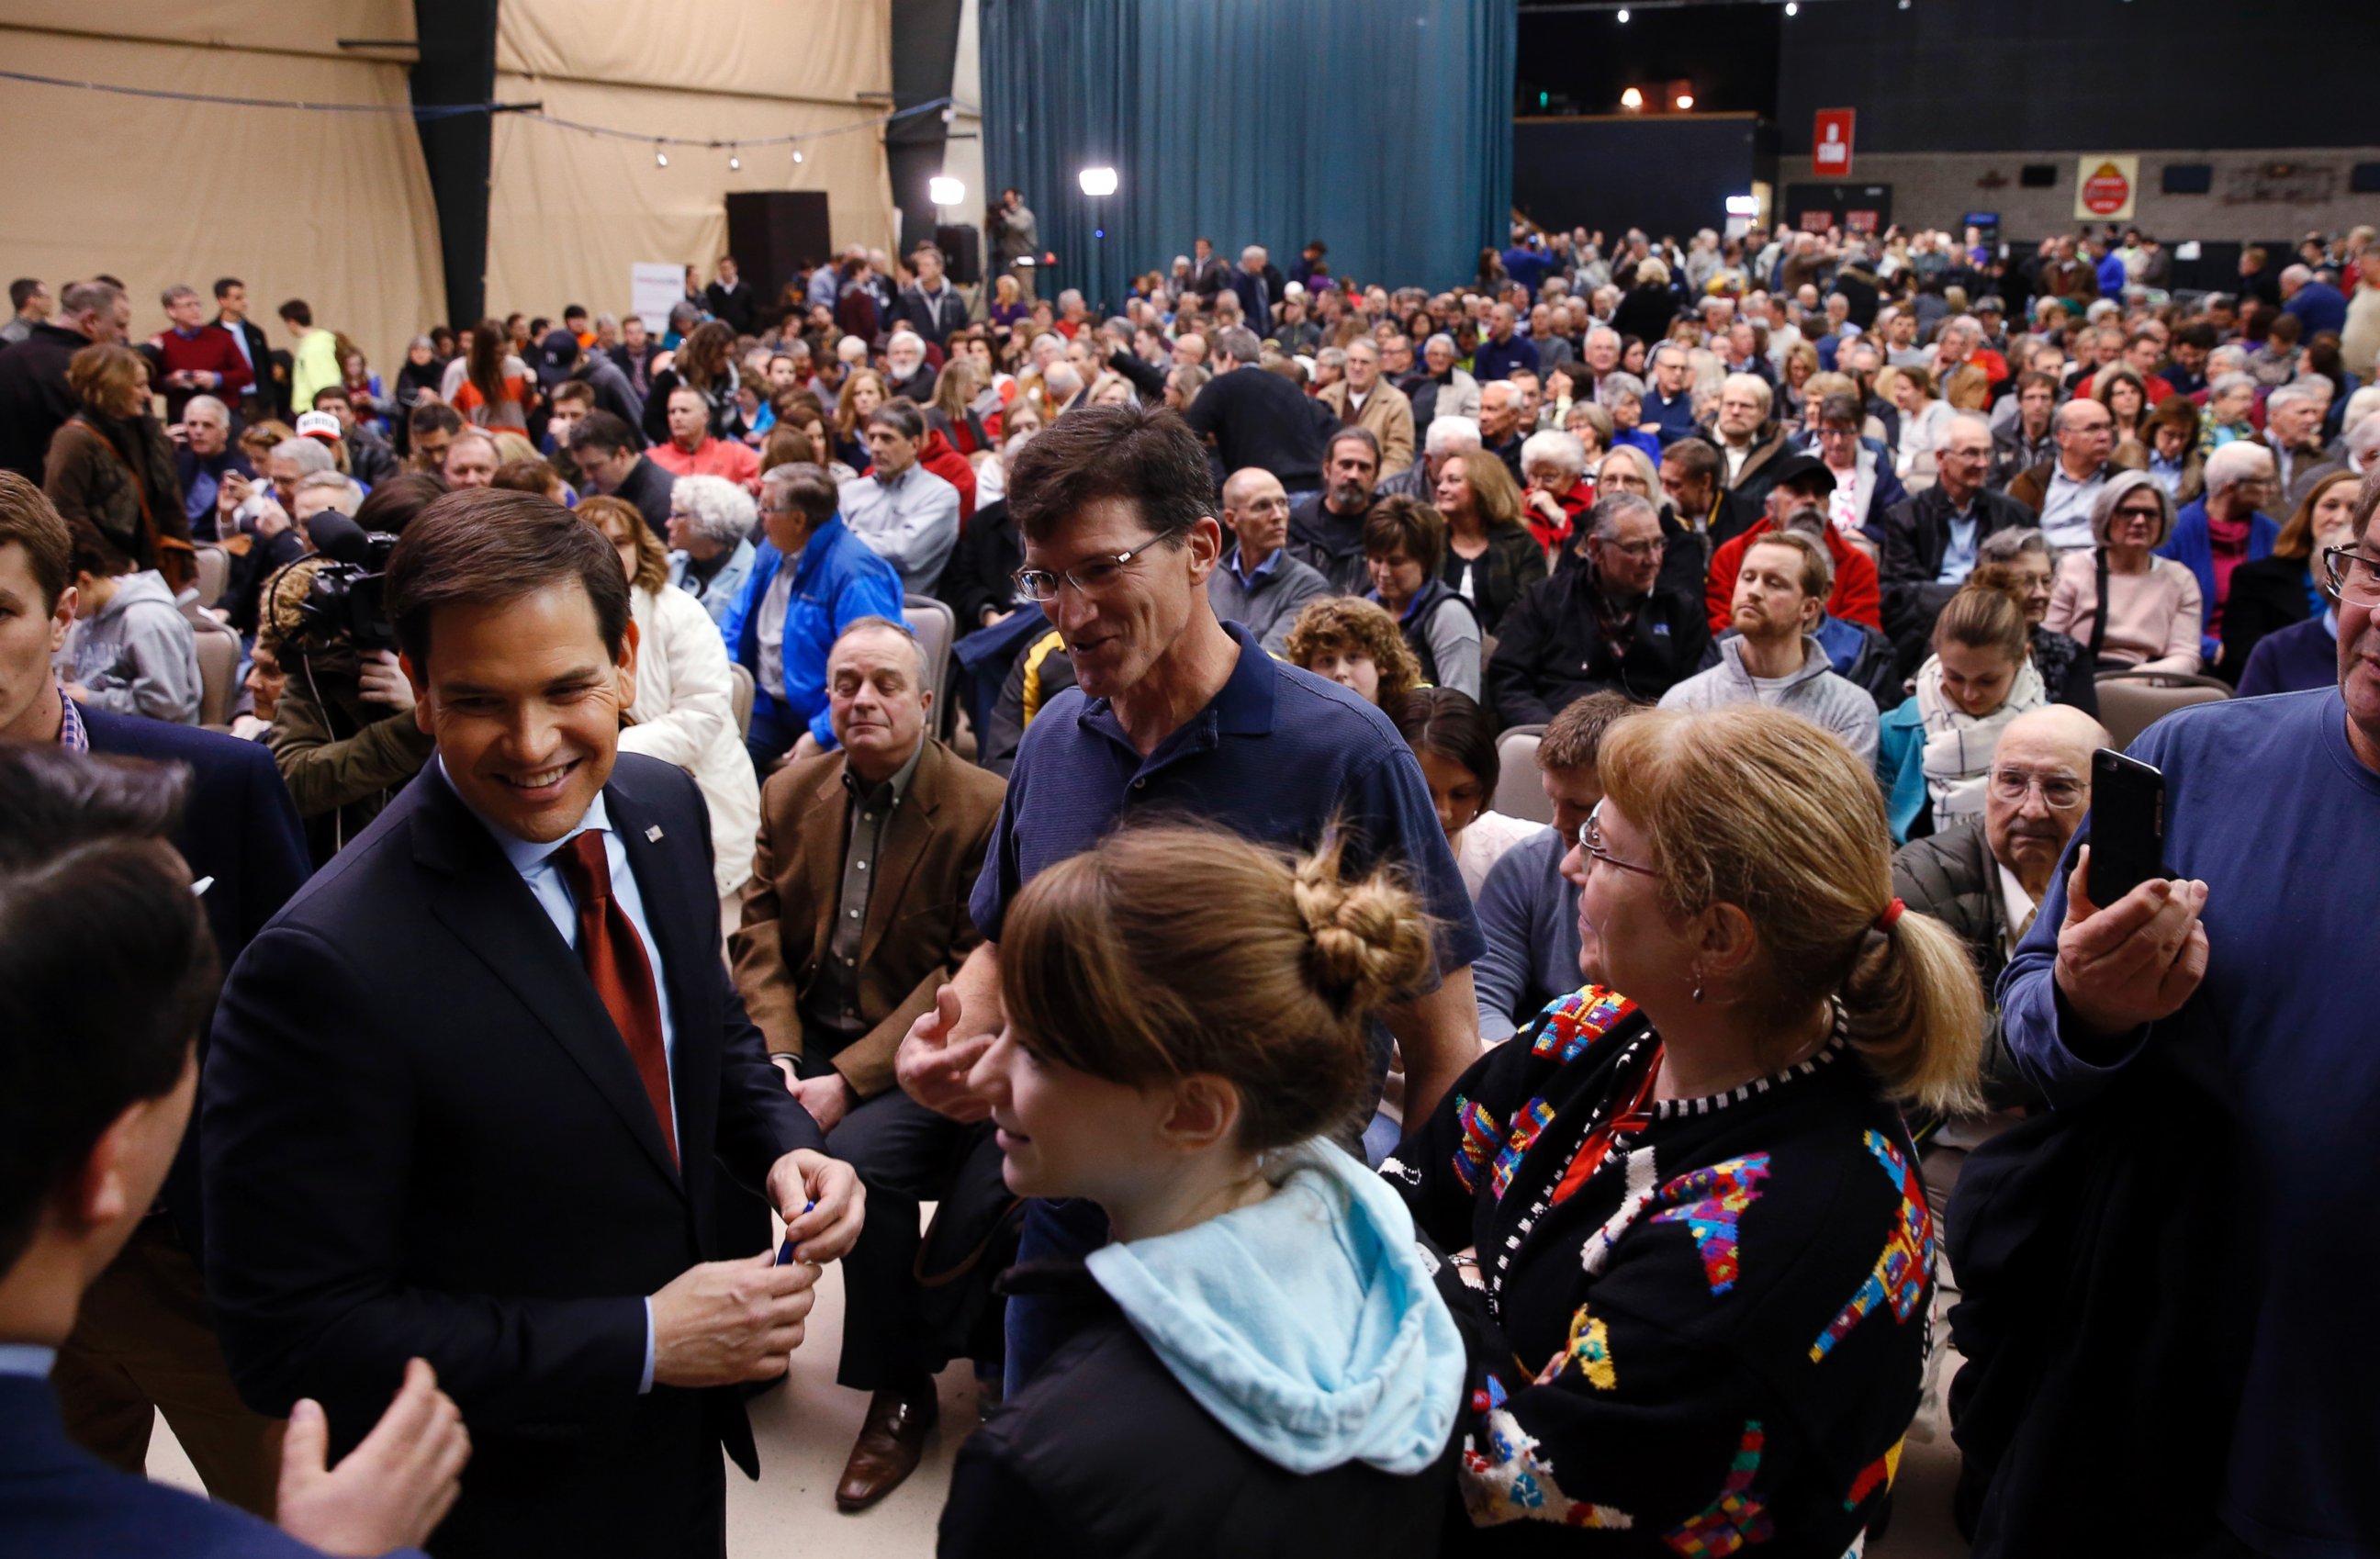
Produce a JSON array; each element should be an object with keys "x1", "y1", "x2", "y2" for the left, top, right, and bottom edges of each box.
[
  {"x1": 1660, "y1": 526, "x2": 1878, "y2": 762},
  {"x1": 59, "y1": 531, "x2": 200, "y2": 724}
]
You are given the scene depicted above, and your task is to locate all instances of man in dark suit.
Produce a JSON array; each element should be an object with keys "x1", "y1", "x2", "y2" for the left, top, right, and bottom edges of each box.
[
  {"x1": 0, "y1": 745, "x2": 465, "y2": 1559},
  {"x1": 731, "y1": 617, "x2": 1007, "y2": 1510},
  {"x1": 203, "y1": 488, "x2": 865, "y2": 1557},
  {"x1": 701, "y1": 256, "x2": 758, "y2": 338},
  {"x1": 0, "y1": 471, "x2": 310, "y2": 1514},
  {"x1": 1227, "y1": 244, "x2": 1285, "y2": 333},
  {"x1": 888, "y1": 243, "x2": 970, "y2": 351},
  {"x1": 1874, "y1": 411, "x2": 2031, "y2": 671}
]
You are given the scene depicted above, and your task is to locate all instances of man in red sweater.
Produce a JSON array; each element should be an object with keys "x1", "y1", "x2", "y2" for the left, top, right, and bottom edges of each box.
[
  {"x1": 148, "y1": 285, "x2": 251, "y2": 425},
  {"x1": 1705, "y1": 454, "x2": 1880, "y2": 632}
]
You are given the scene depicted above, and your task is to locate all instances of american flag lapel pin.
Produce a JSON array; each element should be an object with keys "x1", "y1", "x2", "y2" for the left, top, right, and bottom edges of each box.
[{"x1": 646, "y1": 824, "x2": 664, "y2": 842}]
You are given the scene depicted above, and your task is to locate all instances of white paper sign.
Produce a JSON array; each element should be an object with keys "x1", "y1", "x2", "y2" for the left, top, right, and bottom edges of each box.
[{"x1": 631, "y1": 263, "x2": 684, "y2": 335}]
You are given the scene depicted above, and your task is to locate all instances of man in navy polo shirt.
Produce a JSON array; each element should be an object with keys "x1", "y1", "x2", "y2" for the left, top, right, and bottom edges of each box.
[{"x1": 893, "y1": 401, "x2": 1483, "y2": 1394}]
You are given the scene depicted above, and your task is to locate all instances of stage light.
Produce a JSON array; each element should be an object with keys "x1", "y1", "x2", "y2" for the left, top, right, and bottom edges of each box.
[
  {"x1": 1784, "y1": 2, "x2": 1797, "y2": 13},
  {"x1": 929, "y1": 175, "x2": 966, "y2": 206},
  {"x1": 1078, "y1": 166, "x2": 1118, "y2": 197},
  {"x1": 1616, "y1": 7, "x2": 1629, "y2": 19},
  {"x1": 1620, "y1": 87, "x2": 1645, "y2": 109},
  {"x1": 1675, "y1": 92, "x2": 1695, "y2": 109}
]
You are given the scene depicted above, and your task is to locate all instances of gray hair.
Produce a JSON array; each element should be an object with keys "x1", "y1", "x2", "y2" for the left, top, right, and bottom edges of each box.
[
  {"x1": 1520, "y1": 429, "x2": 1588, "y2": 478},
  {"x1": 1648, "y1": 341, "x2": 1689, "y2": 370},
  {"x1": 159, "y1": 285, "x2": 201, "y2": 308},
  {"x1": 2207, "y1": 370, "x2": 2257, "y2": 403},
  {"x1": 2203, "y1": 440, "x2": 2274, "y2": 495},
  {"x1": 1315, "y1": 346, "x2": 1349, "y2": 374},
  {"x1": 1589, "y1": 490, "x2": 1660, "y2": 542},
  {"x1": 1943, "y1": 409, "x2": 1995, "y2": 445},
  {"x1": 1585, "y1": 324, "x2": 1622, "y2": 349},
  {"x1": 669, "y1": 474, "x2": 757, "y2": 547},
  {"x1": 270, "y1": 437, "x2": 335, "y2": 477},
  {"x1": 2088, "y1": 470, "x2": 2177, "y2": 547},
  {"x1": 1056, "y1": 288, "x2": 1084, "y2": 310},
  {"x1": 1212, "y1": 326, "x2": 1263, "y2": 366},
  {"x1": 1423, "y1": 416, "x2": 1483, "y2": 459},
  {"x1": 182, "y1": 394, "x2": 230, "y2": 424},
  {"x1": 294, "y1": 470, "x2": 359, "y2": 500},
  {"x1": 1976, "y1": 526, "x2": 2049, "y2": 567},
  {"x1": 1599, "y1": 371, "x2": 1647, "y2": 407},
  {"x1": 1423, "y1": 331, "x2": 1457, "y2": 358},
  {"x1": 1040, "y1": 361, "x2": 1084, "y2": 401},
  {"x1": 2266, "y1": 382, "x2": 2322, "y2": 415}
]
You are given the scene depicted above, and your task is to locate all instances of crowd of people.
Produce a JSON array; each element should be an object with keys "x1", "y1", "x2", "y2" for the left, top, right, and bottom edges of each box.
[{"x1": 1, "y1": 205, "x2": 2376, "y2": 1559}]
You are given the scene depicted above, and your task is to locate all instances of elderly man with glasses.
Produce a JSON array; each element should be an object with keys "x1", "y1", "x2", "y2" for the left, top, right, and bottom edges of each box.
[{"x1": 1488, "y1": 491, "x2": 1712, "y2": 723}]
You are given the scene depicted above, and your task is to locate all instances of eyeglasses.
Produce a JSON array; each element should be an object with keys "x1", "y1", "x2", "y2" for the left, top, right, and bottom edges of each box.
[
  {"x1": 2321, "y1": 546, "x2": 2380, "y2": 607},
  {"x1": 1989, "y1": 767, "x2": 2085, "y2": 809},
  {"x1": 1597, "y1": 535, "x2": 1667, "y2": 560},
  {"x1": 1577, "y1": 801, "x2": 1659, "y2": 878},
  {"x1": 1014, "y1": 536, "x2": 1168, "y2": 601},
  {"x1": 2111, "y1": 504, "x2": 2164, "y2": 523}
]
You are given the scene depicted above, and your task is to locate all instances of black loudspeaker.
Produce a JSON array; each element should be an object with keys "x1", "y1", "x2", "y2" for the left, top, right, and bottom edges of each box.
[
  {"x1": 2019, "y1": 164, "x2": 2058, "y2": 189},
  {"x1": 725, "y1": 191, "x2": 834, "y2": 296},
  {"x1": 2162, "y1": 163, "x2": 2214, "y2": 196},
  {"x1": 935, "y1": 223, "x2": 982, "y2": 285}
]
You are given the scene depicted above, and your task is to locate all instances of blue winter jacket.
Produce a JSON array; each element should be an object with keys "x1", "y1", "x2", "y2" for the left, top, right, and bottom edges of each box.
[
  {"x1": 718, "y1": 513, "x2": 904, "y2": 746},
  {"x1": 2158, "y1": 499, "x2": 2279, "y2": 661}
]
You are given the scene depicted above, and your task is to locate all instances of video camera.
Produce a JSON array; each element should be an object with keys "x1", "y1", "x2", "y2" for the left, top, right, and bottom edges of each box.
[{"x1": 294, "y1": 532, "x2": 400, "y2": 654}]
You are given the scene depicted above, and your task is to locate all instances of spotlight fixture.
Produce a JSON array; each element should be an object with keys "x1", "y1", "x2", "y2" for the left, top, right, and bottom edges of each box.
[
  {"x1": 1675, "y1": 92, "x2": 1695, "y2": 109},
  {"x1": 1078, "y1": 166, "x2": 1118, "y2": 197},
  {"x1": 1616, "y1": 6, "x2": 1629, "y2": 19},
  {"x1": 928, "y1": 174, "x2": 966, "y2": 206},
  {"x1": 1620, "y1": 86, "x2": 1645, "y2": 109},
  {"x1": 1784, "y1": 2, "x2": 1797, "y2": 13}
]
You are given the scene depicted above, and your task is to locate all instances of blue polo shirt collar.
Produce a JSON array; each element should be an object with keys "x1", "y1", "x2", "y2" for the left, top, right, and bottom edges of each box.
[{"x1": 1074, "y1": 621, "x2": 1277, "y2": 774}]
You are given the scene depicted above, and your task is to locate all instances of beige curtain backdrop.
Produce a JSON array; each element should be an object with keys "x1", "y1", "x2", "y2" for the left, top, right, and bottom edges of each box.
[
  {"x1": 488, "y1": 0, "x2": 896, "y2": 323},
  {"x1": 0, "y1": 3, "x2": 445, "y2": 385}
]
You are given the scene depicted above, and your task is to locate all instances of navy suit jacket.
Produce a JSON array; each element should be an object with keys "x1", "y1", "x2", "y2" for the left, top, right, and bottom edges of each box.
[
  {"x1": 201, "y1": 755, "x2": 822, "y2": 1543},
  {"x1": 0, "y1": 1373, "x2": 412, "y2": 1559},
  {"x1": 79, "y1": 703, "x2": 310, "y2": 1254}
]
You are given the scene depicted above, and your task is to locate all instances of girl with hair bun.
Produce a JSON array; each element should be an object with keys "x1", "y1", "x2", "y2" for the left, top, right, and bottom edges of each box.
[
  {"x1": 1876, "y1": 565, "x2": 2048, "y2": 842},
  {"x1": 941, "y1": 824, "x2": 1465, "y2": 1557},
  {"x1": 1387, "y1": 703, "x2": 1981, "y2": 1555}
]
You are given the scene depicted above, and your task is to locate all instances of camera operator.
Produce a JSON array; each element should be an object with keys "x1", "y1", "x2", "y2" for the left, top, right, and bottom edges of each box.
[{"x1": 261, "y1": 472, "x2": 443, "y2": 863}]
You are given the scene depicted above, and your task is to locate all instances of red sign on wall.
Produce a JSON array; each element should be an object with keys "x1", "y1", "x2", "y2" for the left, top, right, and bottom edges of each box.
[{"x1": 1813, "y1": 108, "x2": 1855, "y2": 178}]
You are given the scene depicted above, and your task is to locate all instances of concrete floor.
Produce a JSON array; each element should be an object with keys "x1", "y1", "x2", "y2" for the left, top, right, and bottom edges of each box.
[{"x1": 146, "y1": 1212, "x2": 1973, "y2": 1559}]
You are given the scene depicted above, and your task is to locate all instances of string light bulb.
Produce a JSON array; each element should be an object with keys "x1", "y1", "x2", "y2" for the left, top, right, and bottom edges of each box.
[
  {"x1": 728, "y1": 151, "x2": 741, "y2": 170},
  {"x1": 654, "y1": 144, "x2": 668, "y2": 167},
  {"x1": 792, "y1": 148, "x2": 804, "y2": 164}
]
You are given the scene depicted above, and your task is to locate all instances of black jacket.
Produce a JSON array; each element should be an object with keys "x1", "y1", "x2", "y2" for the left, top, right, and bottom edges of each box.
[
  {"x1": 1287, "y1": 491, "x2": 1371, "y2": 594},
  {"x1": 890, "y1": 283, "x2": 970, "y2": 349},
  {"x1": 940, "y1": 1266, "x2": 1454, "y2": 1559},
  {"x1": 1182, "y1": 365, "x2": 1328, "y2": 488},
  {"x1": 1875, "y1": 486, "x2": 2035, "y2": 668},
  {"x1": 1488, "y1": 562, "x2": 1710, "y2": 724},
  {"x1": 0, "y1": 322, "x2": 88, "y2": 481},
  {"x1": 203, "y1": 757, "x2": 822, "y2": 1556},
  {"x1": 1889, "y1": 817, "x2": 2038, "y2": 1110},
  {"x1": 2215, "y1": 553, "x2": 2316, "y2": 687},
  {"x1": 1440, "y1": 521, "x2": 1546, "y2": 636},
  {"x1": 703, "y1": 279, "x2": 758, "y2": 337},
  {"x1": 83, "y1": 705, "x2": 309, "y2": 1256},
  {"x1": 937, "y1": 499, "x2": 1027, "y2": 630},
  {"x1": 612, "y1": 454, "x2": 678, "y2": 542}
]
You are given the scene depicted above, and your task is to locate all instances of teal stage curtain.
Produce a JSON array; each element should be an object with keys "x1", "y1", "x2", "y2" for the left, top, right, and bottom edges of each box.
[{"x1": 980, "y1": 0, "x2": 1516, "y2": 312}]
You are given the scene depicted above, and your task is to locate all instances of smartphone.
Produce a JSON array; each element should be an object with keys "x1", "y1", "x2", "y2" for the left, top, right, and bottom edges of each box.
[{"x1": 2087, "y1": 748, "x2": 2166, "y2": 904}]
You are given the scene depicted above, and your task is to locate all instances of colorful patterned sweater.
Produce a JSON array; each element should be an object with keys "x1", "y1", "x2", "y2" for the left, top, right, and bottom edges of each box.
[{"x1": 1383, "y1": 985, "x2": 1932, "y2": 1556}]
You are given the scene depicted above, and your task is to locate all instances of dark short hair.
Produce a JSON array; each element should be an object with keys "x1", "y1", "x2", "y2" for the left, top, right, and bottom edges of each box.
[
  {"x1": 387, "y1": 488, "x2": 631, "y2": 671},
  {"x1": 410, "y1": 401, "x2": 464, "y2": 439},
  {"x1": 1661, "y1": 436, "x2": 1722, "y2": 488},
  {"x1": 352, "y1": 471, "x2": 445, "y2": 535},
  {"x1": 550, "y1": 380, "x2": 597, "y2": 410},
  {"x1": 310, "y1": 385, "x2": 351, "y2": 409},
  {"x1": 1005, "y1": 401, "x2": 1218, "y2": 546},
  {"x1": 7, "y1": 279, "x2": 39, "y2": 311},
  {"x1": 1363, "y1": 494, "x2": 1447, "y2": 575},
  {"x1": 0, "y1": 748, "x2": 213, "y2": 1274},
  {"x1": 564, "y1": 304, "x2": 589, "y2": 320},
  {"x1": 865, "y1": 398, "x2": 926, "y2": 442},
  {"x1": 66, "y1": 518, "x2": 133, "y2": 579},
  {"x1": 211, "y1": 276, "x2": 243, "y2": 299},
  {"x1": 1816, "y1": 392, "x2": 1863, "y2": 429},
  {"x1": 0, "y1": 472, "x2": 73, "y2": 611},
  {"x1": 566, "y1": 409, "x2": 640, "y2": 459},
  {"x1": 1393, "y1": 687, "x2": 1498, "y2": 798},
  {"x1": 279, "y1": 298, "x2": 313, "y2": 328},
  {"x1": 1326, "y1": 426, "x2": 1382, "y2": 467}
]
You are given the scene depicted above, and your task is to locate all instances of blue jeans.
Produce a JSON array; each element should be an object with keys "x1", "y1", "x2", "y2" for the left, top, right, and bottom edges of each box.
[
  {"x1": 744, "y1": 693, "x2": 801, "y2": 774},
  {"x1": 1002, "y1": 1198, "x2": 1112, "y2": 1398}
]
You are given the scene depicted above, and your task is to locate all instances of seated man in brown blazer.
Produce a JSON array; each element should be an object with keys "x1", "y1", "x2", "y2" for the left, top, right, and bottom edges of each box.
[{"x1": 729, "y1": 615, "x2": 1008, "y2": 1512}]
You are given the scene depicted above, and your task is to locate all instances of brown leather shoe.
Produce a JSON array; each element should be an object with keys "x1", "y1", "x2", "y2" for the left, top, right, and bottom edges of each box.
[{"x1": 835, "y1": 1383, "x2": 939, "y2": 1511}]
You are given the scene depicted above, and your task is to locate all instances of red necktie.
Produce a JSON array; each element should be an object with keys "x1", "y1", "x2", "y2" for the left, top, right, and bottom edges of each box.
[{"x1": 551, "y1": 831, "x2": 678, "y2": 1167}]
